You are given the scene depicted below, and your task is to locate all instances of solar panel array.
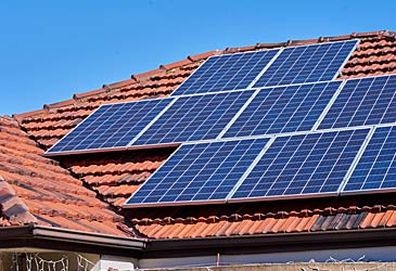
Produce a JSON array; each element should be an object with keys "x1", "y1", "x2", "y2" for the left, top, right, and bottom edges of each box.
[
  {"x1": 172, "y1": 49, "x2": 279, "y2": 96},
  {"x1": 47, "y1": 98, "x2": 173, "y2": 154},
  {"x1": 126, "y1": 138, "x2": 269, "y2": 205},
  {"x1": 253, "y1": 40, "x2": 357, "y2": 88},
  {"x1": 223, "y1": 81, "x2": 341, "y2": 138},
  {"x1": 44, "y1": 39, "x2": 396, "y2": 207},
  {"x1": 132, "y1": 90, "x2": 254, "y2": 147},
  {"x1": 47, "y1": 40, "x2": 359, "y2": 156}
]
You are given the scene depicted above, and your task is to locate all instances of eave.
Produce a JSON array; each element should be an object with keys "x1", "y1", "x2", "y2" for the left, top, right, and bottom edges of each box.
[
  {"x1": 0, "y1": 224, "x2": 147, "y2": 257},
  {"x1": 1, "y1": 224, "x2": 396, "y2": 259}
]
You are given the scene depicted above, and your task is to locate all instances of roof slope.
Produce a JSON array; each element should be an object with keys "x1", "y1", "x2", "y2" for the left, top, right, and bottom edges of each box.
[
  {"x1": 0, "y1": 117, "x2": 131, "y2": 236},
  {"x1": 6, "y1": 30, "x2": 396, "y2": 240}
]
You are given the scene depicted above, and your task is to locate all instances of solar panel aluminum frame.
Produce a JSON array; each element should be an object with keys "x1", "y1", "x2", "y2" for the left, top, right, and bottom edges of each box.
[
  {"x1": 339, "y1": 123, "x2": 396, "y2": 197},
  {"x1": 226, "y1": 126, "x2": 373, "y2": 204},
  {"x1": 215, "y1": 88, "x2": 262, "y2": 139},
  {"x1": 44, "y1": 97, "x2": 177, "y2": 157},
  {"x1": 246, "y1": 49, "x2": 283, "y2": 88},
  {"x1": 252, "y1": 39, "x2": 360, "y2": 89},
  {"x1": 225, "y1": 137, "x2": 276, "y2": 200},
  {"x1": 170, "y1": 48, "x2": 281, "y2": 96},
  {"x1": 331, "y1": 39, "x2": 359, "y2": 81},
  {"x1": 123, "y1": 137, "x2": 274, "y2": 208},
  {"x1": 311, "y1": 79, "x2": 348, "y2": 131},
  {"x1": 337, "y1": 126, "x2": 377, "y2": 194}
]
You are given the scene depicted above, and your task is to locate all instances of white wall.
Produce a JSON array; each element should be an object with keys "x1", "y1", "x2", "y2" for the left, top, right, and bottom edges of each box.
[{"x1": 92, "y1": 255, "x2": 137, "y2": 271}]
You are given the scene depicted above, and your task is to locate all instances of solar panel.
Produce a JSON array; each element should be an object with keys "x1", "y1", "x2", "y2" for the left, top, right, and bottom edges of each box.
[
  {"x1": 319, "y1": 75, "x2": 396, "y2": 130},
  {"x1": 253, "y1": 40, "x2": 358, "y2": 88},
  {"x1": 132, "y1": 90, "x2": 254, "y2": 147},
  {"x1": 172, "y1": 49, "x2": 279, "y2": 96},
  {"x1": 223, "y1": 81, "x2": 341, "y2": 138},
  {"x1": 230, "y1": 129, "x2": 369, "y2": 201},
  {"x1": 46, "y1": 98, "x2": 173, "y2": 154},
  {"x1": 125, "y1": 138, "x2": 270, "y2": 206},
  {"x1": 342, "y1": 126, "x2": 396, "y2": 193}
]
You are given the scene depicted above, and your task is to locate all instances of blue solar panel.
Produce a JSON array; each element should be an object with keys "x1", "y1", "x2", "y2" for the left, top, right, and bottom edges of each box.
[
  {"x1": 223, "y1": 81, "x2": 341, "y2": 138},
  {"x1": 319, "y1": 75, "x2": 396, "y2": 130},
  {"x1": 172, "y1": 49, "x2": 279, "y2": 96},
  {"x1": 47, "y1": 99, "x2": 173, "y2": 154},
  {"x1": 253, "y1": 40, "x2": 358, "y2": 88},
  {"x1": 343, "y1": 126, "x2": 396, "y2": 192},
  {"x1": 230, "y1": 129, "x2": 369, "y2": 200},
  {"x1": 126, "y1": 138, "x2": 269, "y2": 206},
  {"x1": 133, "y1": 90, "x2": 254, "y2": 146}
]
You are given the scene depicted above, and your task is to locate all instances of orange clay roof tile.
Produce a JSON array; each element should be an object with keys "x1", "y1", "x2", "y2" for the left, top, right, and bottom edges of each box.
[
  {"x1": 0, "y1": 116, "x2": 133, "y2": 236},
  {"x1": 131, "y1": 205, "x2": 396, "y2": 239}
]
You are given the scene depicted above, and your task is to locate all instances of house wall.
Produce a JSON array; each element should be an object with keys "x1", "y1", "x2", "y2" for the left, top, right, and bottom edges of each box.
[
  {"x1": 139, "y1": 246, "x2": 396, "y2": 269},
  {"x1": 0, "y1": 250, "x2": 141, "y2": 271},
  {"x1": 141, "y1": 262, "x2": 396, "y2": 271},
  {"x1": 0, "y1": 250, "x2": 99, "y2": 270}
]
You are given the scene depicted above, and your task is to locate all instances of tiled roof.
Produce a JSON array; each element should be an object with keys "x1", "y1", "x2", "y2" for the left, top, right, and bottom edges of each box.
[
  {"x1": 0, "y1": 117, "x2": 131, "y2": 236},
  {"x1": 5, "y1": 30, "x2": 396, "y2": 240},
  {"x1": 60, "y1": 149, "x2": 173, "y2": 208},
  {"x1": 133, "y1": 204, "x2": 396, "y2": 239}
]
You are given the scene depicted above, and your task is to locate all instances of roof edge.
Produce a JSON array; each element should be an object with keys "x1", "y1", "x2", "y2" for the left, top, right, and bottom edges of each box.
[
  {"x1": 0, "y1": 224, "x2": 147, "y2": 256},
  {"x1": 1, "y1": 224, "x2": 396, "y2": 259}
]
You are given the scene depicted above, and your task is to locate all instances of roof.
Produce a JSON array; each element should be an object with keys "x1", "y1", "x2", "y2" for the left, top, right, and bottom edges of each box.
[
  {"x1": 0, "y1": 116, "x2": 131, "y2": 236},
  {"x1": 3, "y1": 30, "x2": 396, "y2": 241}
]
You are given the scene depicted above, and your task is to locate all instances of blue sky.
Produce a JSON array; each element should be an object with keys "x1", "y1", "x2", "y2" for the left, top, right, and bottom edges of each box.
[{"x1": 0, "y1": 0, "x2": 395, "y2": 115}]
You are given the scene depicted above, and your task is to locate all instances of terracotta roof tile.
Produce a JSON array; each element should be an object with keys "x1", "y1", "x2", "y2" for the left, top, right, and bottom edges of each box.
[
  {"x1": 0, "y1": 116, "x2": 131, "y2": 236},
  {"x1": 132, "y1": 205, "x2": 396, "y2": 239}
]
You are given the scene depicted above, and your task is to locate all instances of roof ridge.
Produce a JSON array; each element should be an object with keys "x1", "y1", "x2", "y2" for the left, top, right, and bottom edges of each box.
[
  {"x1": 224, "y1": 30, "x2": 395, "y2": 53},
  {"x1": 14, "y1": 30, "x2": 393, "y2": 121}
]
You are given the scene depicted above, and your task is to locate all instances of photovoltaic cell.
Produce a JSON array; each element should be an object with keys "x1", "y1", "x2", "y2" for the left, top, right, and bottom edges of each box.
[
  {"x1": 343, "y1": 126, "x2": 396, "y2": 192},
  {"x1": 253, "y1": 40, "x2": 358, "y2": 88},
  {"x1": 133, "y1": 90, "x2": 254, "y2": 146},
  {"x1": 230, "y1": 129, "x2": 369, "y2": 200},
  {"x1": 47, "y1": 99, "x2": 173, "y2": 154},
  {"x1": 223, "y1": 81, "x2": 341, "y2": 138},
  {"x1": 319, "y1": 75, "x2": 396, "y2": 130},
  {"x1": 126, "y1": 138, "x2": 269, "y2": 206},
  {"x1": 172, "y1": 49, "x2": 279, "y2": 96}
]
